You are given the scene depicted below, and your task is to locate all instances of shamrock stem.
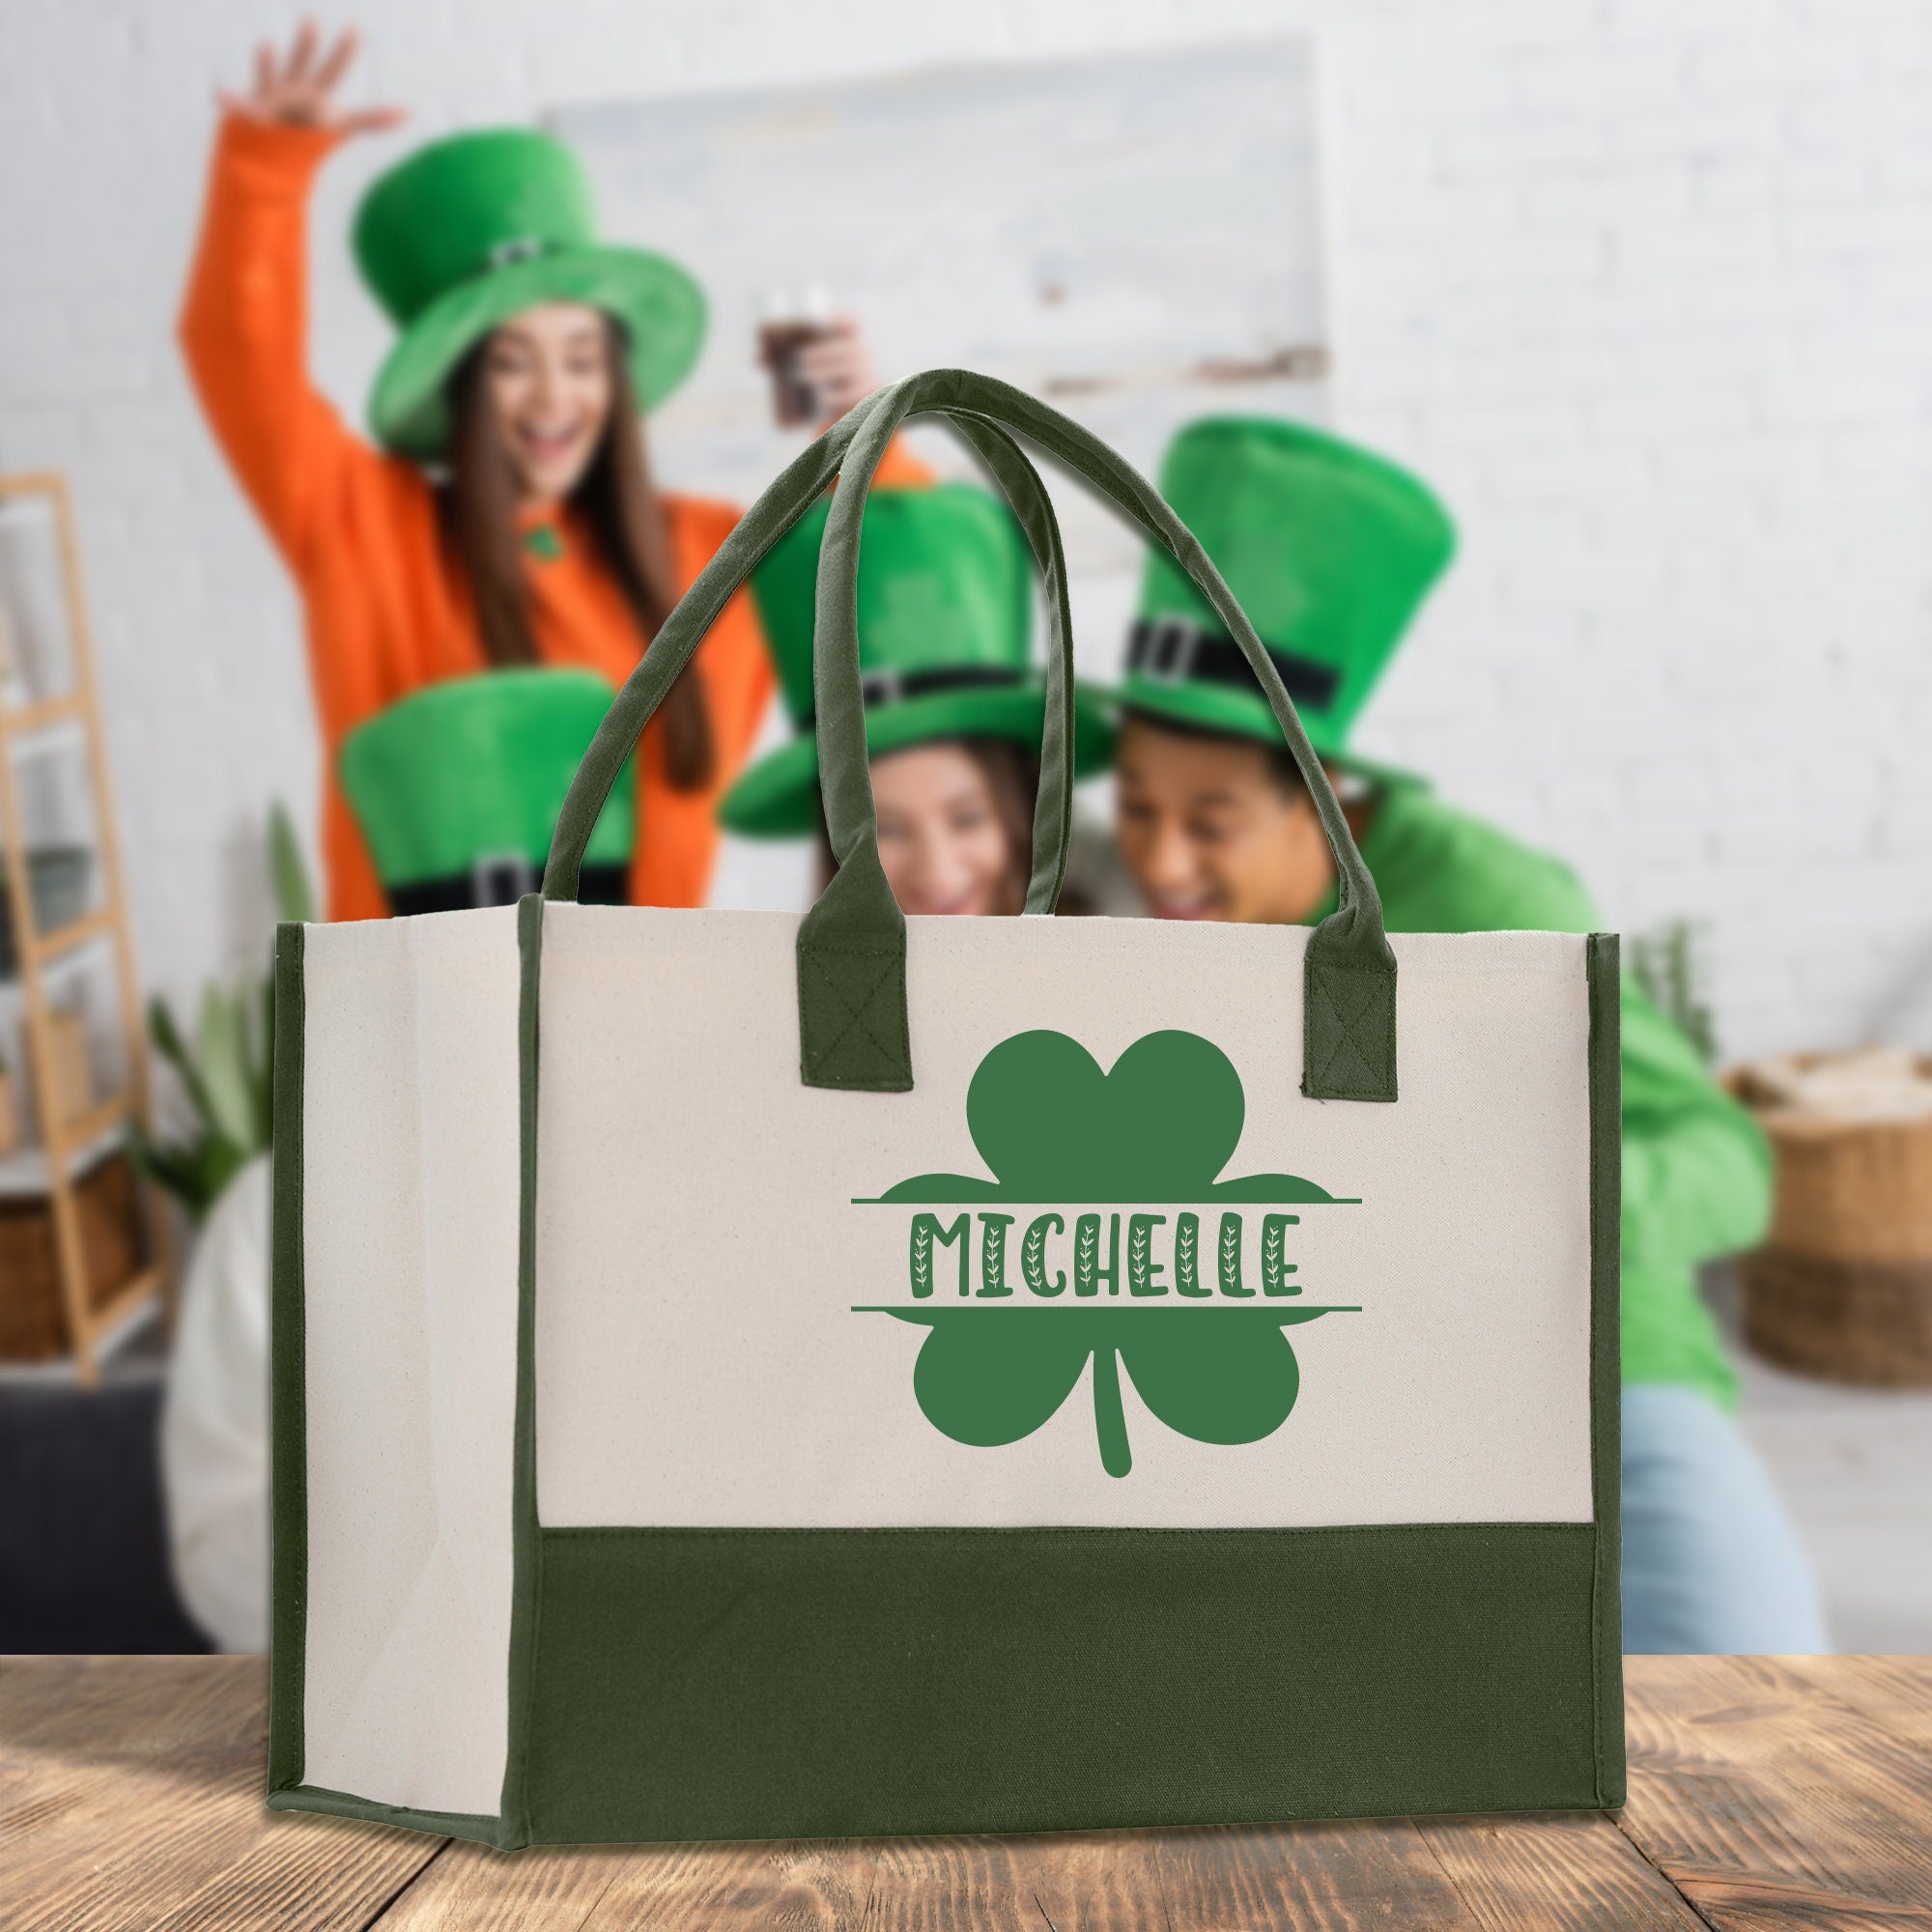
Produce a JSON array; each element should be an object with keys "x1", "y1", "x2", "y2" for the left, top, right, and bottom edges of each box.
[{"x1": 1092, "y1": 1347, "x2": 1132, "y2": 1478}]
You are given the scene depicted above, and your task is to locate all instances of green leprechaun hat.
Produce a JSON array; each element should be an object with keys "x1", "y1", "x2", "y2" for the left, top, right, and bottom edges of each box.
[
  {"x1": 718, "y1": 485, "x2": 1117, "y2": 838},
  {"x1": 1120, "y1": 416, "x2": 1456, "y2": 758},
  {"x1": 338, "y1": 669, "x2": 637, "y2": 915},
  {"x1": 353, "y1": 128, "x2": 706, "y2": 461}
]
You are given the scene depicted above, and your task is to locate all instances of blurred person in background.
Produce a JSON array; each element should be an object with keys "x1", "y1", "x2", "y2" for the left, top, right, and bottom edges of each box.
[
  {"x1": 179, "y1": 23, "x2": 923, "y2": 924},
  {"x1": 718, "y1": 483, "x2": 1113, "y2": 913},
  {"x1": 1101, "y1": 415, "x2": 1829, "y2": 1655},
  {"x1": 161, "y1": 20, "x2": 932, "y2": 1643}
]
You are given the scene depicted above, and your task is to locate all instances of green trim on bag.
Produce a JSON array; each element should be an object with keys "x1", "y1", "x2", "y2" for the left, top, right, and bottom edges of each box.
[
  {"x1": 267, "y1": 923, "x2": 306, "y2": 1800},
  {"x1": 1586, "y1": 934, "x2": 1628, "y2": 1804},
  {"x1": 520, "y1": 1520, "x2": 1605, "y2": 1842},
  {"x1": 265, "y1": 1784, "x2": 501, "y2": 1844},
  {"x1": 496, "y1": 893, "x2": 549, "y2": 1850}
]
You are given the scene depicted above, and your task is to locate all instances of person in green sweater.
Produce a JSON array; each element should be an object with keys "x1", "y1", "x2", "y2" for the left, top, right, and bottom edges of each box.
[{"x1": 1107, "y1": 415, "x2": 1828, "y2": 1653}]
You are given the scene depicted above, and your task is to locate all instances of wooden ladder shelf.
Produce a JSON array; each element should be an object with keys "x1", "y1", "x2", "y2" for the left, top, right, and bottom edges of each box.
[{"x1": 0, "y1": 471, "x2": 171, "y2": 1384}]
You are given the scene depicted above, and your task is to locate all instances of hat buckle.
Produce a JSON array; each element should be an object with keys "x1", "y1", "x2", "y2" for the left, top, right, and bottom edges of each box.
[
  {"x1": 471, "y1": 849, "x2": 537, "y2": 906},
  {"x1": 1136, "y1": 615, "x2": 1202, "y2": 683},
  {"x1": 487, "y1": 235, "x2": 548, "y2": 271},
  {"x1": 859, "y1": 668, "x2": 906, "y2": 709}
]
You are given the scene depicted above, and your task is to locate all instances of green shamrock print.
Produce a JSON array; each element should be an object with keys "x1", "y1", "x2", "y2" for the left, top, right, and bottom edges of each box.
[
  {"x1": 877, "y1": 1027, "x2": 1349, "y2": 1206},
  {"x1": 857, "y1": 1029, "x2": 1360, "y2": 1477}
]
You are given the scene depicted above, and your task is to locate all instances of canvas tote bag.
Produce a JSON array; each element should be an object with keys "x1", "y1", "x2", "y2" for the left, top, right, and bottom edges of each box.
[{"x1": 267, "y1": 370, "x2": 1624, "y2": 1849}]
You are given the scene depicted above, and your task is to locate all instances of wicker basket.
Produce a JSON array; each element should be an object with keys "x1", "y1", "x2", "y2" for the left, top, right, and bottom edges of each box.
[
  {"x1": 0, "y1": 1153, "x2": 144, "y2": 1362},
  {"x1": 1729, "y1": 1051, "x2": 1932, "y2": 1388}
]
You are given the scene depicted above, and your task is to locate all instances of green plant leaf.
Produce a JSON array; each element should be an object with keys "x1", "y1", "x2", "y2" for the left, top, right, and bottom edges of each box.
[
  {"x1": 149, "y1": 994, "x2": 216, "y2": 1132},
  {"x1": 187, "y1": 1136, "x2": 251, "y2": 1223},
  {"x1": 270, "y1": 801, "x2": 318, "y2": 926},
  {"x1": 195, "y1": 986, "x2": 257, "y2": 1151},
  {"x1": 128, "y1": 1123, "x2": 247, "y2": 1223}
]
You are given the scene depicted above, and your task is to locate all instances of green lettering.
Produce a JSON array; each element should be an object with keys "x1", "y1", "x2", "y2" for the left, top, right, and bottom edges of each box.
[
  {"x1": 1021, "y1": 1213, "x2": 1066, "y2": 1296},
  {"x1": 1127, "y1": 1213, "x2": 1169, "y2": 1295},
  {"x1": 976, "y1": 1212, "x2": 1017, "y2": 1297},
  {"x1": 1262, "y1": 1212, "x2": 1300, "y2": 1295},
  {"x1": 1175, "y1": 1211, "x2": 1210, "y2": 1296},
  {"x1": 1217, "y1": 1210, "x2": 1253, "y2": 1296},
  {"x1": 910, "y1": 1212, "x2": 971, "y2": 1298},
  {"x1": 1074, "y1": 1212, "x2": 1122, "y2": 1296}
]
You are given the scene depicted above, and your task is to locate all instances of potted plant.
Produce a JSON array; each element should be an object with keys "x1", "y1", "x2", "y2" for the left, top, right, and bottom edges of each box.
[{"x1": 130, "y1": 805, "x2": 316, "y2": 1222}]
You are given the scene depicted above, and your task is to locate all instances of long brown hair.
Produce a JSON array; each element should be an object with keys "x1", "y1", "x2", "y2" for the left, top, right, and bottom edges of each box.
[
  {"x1": 818, "y1": 736, "x2": 1074, "y2": 916},
  {"x1": 440, "y1": 320, "x2": 715, "y2": 791}
]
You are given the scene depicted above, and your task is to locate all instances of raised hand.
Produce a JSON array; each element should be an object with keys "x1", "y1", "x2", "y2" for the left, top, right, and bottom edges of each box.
[
  {"x1": 217, "y1": 21, "x2": 404, "y2": 137},
  {"x1": 798, "y1": 316, "x2": 881, "y2": 424}
]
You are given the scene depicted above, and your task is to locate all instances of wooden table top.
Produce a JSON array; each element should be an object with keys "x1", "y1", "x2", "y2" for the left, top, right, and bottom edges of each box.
[{"x1": 3, "y1": 1655, "x2": 1927, "y2": 1929}]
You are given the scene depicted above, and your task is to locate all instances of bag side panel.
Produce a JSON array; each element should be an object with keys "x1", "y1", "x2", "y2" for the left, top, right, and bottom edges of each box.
[{"x1": 292, "y1": 907, "x2": 522, "y2": 1823}]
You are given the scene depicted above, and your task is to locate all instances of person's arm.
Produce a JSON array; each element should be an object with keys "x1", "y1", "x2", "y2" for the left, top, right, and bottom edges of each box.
[
  {"x1": 1482, "y1": 848, "x2": 1771, "y2": 1278},
  {"x1": 177, "y1": 27, "x2": 403, "y2": 570},
  {"x1": 1619, "y1": 979, "x2": 1774, "y2": 1273}
]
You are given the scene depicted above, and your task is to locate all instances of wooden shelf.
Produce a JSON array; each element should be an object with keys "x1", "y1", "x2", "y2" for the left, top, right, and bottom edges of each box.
[
  {"x1": 0, "y1": 469, "x2": 172, "y2": 1386},
  {"x1": 88, "y1": 1264, "x2": 167, "y2": 1349},
  {"x1": 0, "y1": 1110, "x2": 128, "y2": 1199},
  {"x1": 25, "y1": 902, "x2": 114, "y2": 971},
  {"x1": 0, "y1": 693, "x2": 85, "y2": 738}
]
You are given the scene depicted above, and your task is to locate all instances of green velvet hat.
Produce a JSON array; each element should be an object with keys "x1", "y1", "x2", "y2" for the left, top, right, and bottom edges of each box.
[
  {"x1": 339, "y1": 669, "x2": 637, "y2": 914},
  {"x1": 1119, "y1": 416, "x2": 1456, "y2": 757},
  {"x1": 718, "y1": 485, "x2": 1116, "y2": 838},
  {"x1": 353, "y1": 128, "x2": 706, "y2": 461}
]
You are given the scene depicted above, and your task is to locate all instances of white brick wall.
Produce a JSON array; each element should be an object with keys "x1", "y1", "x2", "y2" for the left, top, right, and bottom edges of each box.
[{"x1": 2, "y1": 0, "x2": 1928, "y2": 1061}]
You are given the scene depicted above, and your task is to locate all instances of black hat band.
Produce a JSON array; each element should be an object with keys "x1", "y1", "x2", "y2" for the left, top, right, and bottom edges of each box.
[
  {"x1": 797, "y1": 664, "x2": 1027, "y2": 728},
  {"x1": 1127, "y1": 617, "x2": 1340, "y2": 711},
  {"x1": 387, "y1": 857, "x2": 628, "y2": 918}
]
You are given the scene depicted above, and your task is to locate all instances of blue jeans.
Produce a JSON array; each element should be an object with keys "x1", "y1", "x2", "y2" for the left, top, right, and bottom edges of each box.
[{"x1": 1621, "y1": 1383, "x2": 1831, "y2": 1654}]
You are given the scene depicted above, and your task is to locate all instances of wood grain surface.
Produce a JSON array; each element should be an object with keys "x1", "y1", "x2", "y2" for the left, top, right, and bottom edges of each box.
[{"x1": 3, "y1": 1655, "x2": 1927, "y2": 1930}]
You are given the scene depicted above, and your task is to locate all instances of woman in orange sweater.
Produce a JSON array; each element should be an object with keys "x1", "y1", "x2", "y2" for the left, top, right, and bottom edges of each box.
[{"x1": 181, "y1": 25, "x2": 922, "y2": 922}]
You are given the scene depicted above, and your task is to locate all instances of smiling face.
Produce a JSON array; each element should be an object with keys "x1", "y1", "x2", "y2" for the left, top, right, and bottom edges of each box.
[
  {"x1": 480, "y1": 301, "x2": 617, "y2": 504},
  {"x1": 1113, "y1": 712, "x2": 1336, "y2": 924},
  {"x1": 870, "y1": 740, "x2": 1028, "y2": 918}
]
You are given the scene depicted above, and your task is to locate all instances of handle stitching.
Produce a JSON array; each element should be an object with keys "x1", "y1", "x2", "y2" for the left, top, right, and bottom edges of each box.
[
  {"x1": 800, "y1": 947, "x2": 910, "y2": 1079},
  {"x1": 1304, "y1": 965, "x2": 1397, "y2": 1102}
]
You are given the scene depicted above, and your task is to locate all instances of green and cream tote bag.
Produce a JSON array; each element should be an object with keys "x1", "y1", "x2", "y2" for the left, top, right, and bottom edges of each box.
[{"x1": 268, "y1": 371, "x2": 1624, "y2": 1849}]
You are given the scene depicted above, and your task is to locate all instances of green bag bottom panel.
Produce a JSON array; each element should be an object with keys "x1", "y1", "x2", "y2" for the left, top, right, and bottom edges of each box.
[{"x1": 522, "y1": 1521, "x2": 1621, "y2": 1844}]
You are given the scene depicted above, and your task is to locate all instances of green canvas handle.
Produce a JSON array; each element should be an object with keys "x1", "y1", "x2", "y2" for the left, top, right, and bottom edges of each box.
[
  {"x1": 543, "y1": 388, "x2": 1083, "y2": 1094},
  {"x1": 785, "y1": 401, "x2": 1082, "y2": 1089},
  {"x1": 806, "y1": 370, "x2": 1398, "y2": 1102},
  {"x1": 546, "y1": 369, "x2": 1398, "y2": 1104}
]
